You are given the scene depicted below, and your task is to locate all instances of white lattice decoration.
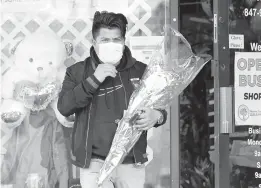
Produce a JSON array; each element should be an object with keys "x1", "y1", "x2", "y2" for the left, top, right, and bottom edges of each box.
[
  {"x1": 1, "y1": 0, "x2": 153, "y2": 73},
  {"x1": 127, "y1": 0, "x2": 152, "y2": 37},
  {"x1": 1, "y1": 0, "x2": 153, "y2": 180},
  {"x1": 1, "y1": 13, "x2": 94, "y2": 72}
]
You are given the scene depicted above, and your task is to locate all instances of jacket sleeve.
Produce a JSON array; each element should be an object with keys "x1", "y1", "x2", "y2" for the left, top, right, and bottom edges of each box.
[
  {"x1": 154, "y1": 109, "x2": 168, "y2": 128},
  {"x1": 57, "y1": 66, "x2": 101, "y2": 117}
]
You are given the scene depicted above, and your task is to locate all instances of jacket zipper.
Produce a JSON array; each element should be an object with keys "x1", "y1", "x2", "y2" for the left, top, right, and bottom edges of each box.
[
  {"x1": 118, "y1": 72, "x2": 128, "y2": 108},
  {"x1": 119, "y1": 72, "x2": 137, "y2": 164},
  {"x1": 83, "y1": 102, "x2": 92, "y2": 168}
]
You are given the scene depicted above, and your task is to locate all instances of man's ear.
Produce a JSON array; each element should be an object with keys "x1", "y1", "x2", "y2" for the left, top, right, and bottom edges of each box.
[
  {"x1": 92, "y1": 38, "x2": 98, "y2": 52},
  {"x1": 9, "y1": 36, "x2": 24, "y2": 55},
  {"x1": 124, "y1": 37, "x2": 129, "y2": 46},
  {"x1": 63, "y1": 40, "x2": 74, "y2": 57},
  {"x1": 91, "y1": 38, "x2": 96, "y2": 45}
]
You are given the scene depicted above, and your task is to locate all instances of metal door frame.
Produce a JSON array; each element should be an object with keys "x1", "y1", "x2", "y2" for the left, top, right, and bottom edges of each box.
[
  {"x1": 213, "y1": 0, "x2": 232, "y2": 187},
  {"x1": 168, "y1": 0, "x2": 180, "y2": 187}
]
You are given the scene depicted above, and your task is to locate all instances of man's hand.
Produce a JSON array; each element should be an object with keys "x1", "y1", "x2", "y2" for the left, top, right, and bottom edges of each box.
[
  {"x1": 93, "y1": 64, "x2": 118, "y2": 83},
  {"x1": 133, "y1": 107, "x2": 162, "y2": 131}
]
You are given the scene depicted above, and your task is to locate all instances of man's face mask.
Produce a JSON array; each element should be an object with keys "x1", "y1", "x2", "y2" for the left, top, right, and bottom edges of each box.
[{"x1": 96, "y1": 42, "x2": 124, "y2": 64}]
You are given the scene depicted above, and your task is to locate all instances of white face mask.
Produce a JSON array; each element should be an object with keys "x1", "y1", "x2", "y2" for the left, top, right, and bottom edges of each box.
[{"x1": 97, "y1": 42, "x2": 124, "y2": 64}]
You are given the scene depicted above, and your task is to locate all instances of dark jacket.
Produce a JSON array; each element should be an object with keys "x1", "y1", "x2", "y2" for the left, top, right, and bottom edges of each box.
[{"x1": 57, "y1": 46, "x2": 167, "y2": 168}]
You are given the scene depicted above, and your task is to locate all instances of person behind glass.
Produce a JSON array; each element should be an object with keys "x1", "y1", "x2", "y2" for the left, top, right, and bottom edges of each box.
[{"x1": 57, "y1": 11, "x2": 167, "y2": 188}]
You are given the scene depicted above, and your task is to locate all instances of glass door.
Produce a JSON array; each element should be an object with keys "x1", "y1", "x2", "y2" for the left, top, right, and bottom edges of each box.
[
  {"x1": 178, "y1": 1, "x2": 214, "y2": 188},
  {"x1": 1, "y1": 1, "x2": 175, "y2": 187}
]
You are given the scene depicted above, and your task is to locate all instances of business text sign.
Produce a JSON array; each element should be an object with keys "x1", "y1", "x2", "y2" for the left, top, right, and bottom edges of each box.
[
  {"x1": 234, "y1": 52, "x2": 261, "y2": 126},
  {"x1": 1, "y1": 0, "x2": 52, "y2": 12}
]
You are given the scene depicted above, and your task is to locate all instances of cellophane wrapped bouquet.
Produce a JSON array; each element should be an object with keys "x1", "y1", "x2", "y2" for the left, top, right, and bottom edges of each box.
[{"x1": 97, "y1": 27, "x2": 212, "y2": 186}]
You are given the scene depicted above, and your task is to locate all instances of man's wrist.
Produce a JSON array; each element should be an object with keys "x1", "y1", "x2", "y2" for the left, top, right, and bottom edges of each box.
[
  {"x1": 155, "y1": 109, "x2": 164, "y2": 124},
  {"x1": 86, "y1": 75, "x2": 101, "y2": 89},
  {"x1": 82, "y1": 74, "x2": 101, "y2": 94}
]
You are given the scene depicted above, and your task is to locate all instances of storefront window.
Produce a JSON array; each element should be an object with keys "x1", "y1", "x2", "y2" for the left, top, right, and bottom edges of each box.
[
  {"x1": 229, "y1": 0, "x2": 261, "y2": 187},
  {"x1": 127, "y1": 1, "x2": 171, "y2": 187},
  {"x1": 1, "y1": 0, "x2": 172, "y2": 187}
]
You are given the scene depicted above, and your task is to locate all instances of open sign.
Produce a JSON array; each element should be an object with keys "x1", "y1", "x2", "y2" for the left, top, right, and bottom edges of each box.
[{"x1": 234, "y1": 52, "x2": 261, "y2": 126}]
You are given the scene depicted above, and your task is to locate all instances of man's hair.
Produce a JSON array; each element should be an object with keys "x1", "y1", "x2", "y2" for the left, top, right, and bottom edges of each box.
[{"x1": 92, "y1": 11, "x2": 128, "y2": 39}]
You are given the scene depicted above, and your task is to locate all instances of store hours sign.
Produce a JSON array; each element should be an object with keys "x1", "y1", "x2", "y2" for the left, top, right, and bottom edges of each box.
[{"x1": 234, "y1": 52, "x2": 261, "y2": 126}]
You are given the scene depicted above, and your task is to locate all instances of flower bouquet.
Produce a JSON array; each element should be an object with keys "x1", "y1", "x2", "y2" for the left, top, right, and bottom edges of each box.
[{"x1": 97, "y1": 27, "x2": 212, "y2": 187}]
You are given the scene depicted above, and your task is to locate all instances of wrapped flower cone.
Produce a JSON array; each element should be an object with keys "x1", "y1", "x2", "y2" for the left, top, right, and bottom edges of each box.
[{"x1": 97, "y1": 27, "x2": 212, "y2": 187}]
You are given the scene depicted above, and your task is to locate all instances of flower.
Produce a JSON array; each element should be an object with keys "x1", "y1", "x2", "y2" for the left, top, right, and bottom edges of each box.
[{"x1": 97, "y1": 27, "x2": 212, "y2": 187}]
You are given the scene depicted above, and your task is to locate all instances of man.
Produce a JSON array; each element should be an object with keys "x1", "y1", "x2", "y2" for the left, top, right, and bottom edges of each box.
[{"x1": 57, "y1": 11, "x2": 167, "y2": 188}]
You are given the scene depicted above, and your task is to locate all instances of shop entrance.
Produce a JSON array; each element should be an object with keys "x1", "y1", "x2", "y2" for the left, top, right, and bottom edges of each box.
[{"x1": 1, "y1": 0, "x2": 261, "y2": 188}]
